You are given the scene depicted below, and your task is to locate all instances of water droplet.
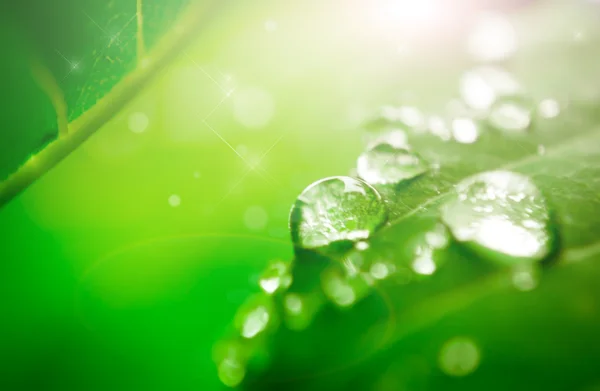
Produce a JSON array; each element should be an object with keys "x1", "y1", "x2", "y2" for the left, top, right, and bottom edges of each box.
[
  {"x1": 355, "y1": 241, "x2": 370, "y2": 251},
  {"x1": 460, "y1": 67, "x2": 522, "y2": 111},
  {"x1": 364, "y1": 127, "x2": 410, "y2": 150},
  {"x1": 321, "y1": 267, "x2": 370, "y2": 308},
  {"x1": 168, "y1": 194, "x2": 181, "y2": 207},
  {"x1": 488, "y1": 98, "x2": 533, "y2": 132},
  {"x1": 259, "y1": 260, "x2": 292, "y2": 295},
  {"x1": 289, "y1": 177, "x2": 387, "y2": 249},
  {"x1": 439, "y1": 337, "x2": 481, "y2": 377},
  {"x1": 371, "y1": 105, "x2": 426, "y2": 131},
  {"x1": 512, "y1": 264, "x2": 540, "y2": 291},
  {"x1": 428, "y1": 115, "x2": 452, "y2": 141},
  {"x1": 538, "y1": 99, "x2": 560, "y2": 119},
  {"x1": 441, "y1": 171, "x2": 553, "y2": 265},
  {"x1": 214, "y1": 341, "x2": 247, "y2": 388},
  {"x1": 218, "y1": 357, "x2": 246, "y2": 387},
  {"x1": 467, "y1": 12, "x2": 517, "y2": 62},
  {"x1": 283, "y1": 292, "x2": 322, "y2": 331},
  {"x1": 357, "y1": 144, "x2": 428, "y2": 185},
  {"x1": 244, "y1": 205, "x2": 268, "y2": 231},
  {"x1": 234, "y1": 295, "x2": 275, "y2": 339},
  {"x1": 128, "y1": 112, "x2": 149, "y2": 133},
  {"x1": 452, "y1": 118, "x2": 480, "y2": 144},
  {"x1": 370, "y1": 262, "x2": 392, "y2": 280},
  {"x1": 411, "y1": 247, "x2": 437, "y2": 275}
]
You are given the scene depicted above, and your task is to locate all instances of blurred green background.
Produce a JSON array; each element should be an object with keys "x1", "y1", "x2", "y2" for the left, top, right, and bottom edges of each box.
[{"x1": 1, "y1": 0, "x2": 600, "y2": 390}]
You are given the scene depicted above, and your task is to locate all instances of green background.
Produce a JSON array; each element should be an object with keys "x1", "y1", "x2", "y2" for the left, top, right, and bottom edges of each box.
[{"x1": 1, "y1": 0, "x2": 600, "y2": 390}]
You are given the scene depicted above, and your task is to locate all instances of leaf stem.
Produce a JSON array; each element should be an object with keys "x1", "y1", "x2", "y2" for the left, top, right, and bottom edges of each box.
[
  {"x1": 0, "y1": 0, "x2": 225, "y2": 208},
  {"x1": 30, "y1": 57, "x2": 69, "y2": 137}
]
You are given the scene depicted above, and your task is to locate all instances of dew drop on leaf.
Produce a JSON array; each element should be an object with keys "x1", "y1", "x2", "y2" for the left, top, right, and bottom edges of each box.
[
  {"x1": 282, "y1": 292, "x2": 322, "y2": 330},
  {"x1": 460, "y1": 67, "x2": 522, "y2": 111},
  {"x1": 364, "y1": 127, "x2": 410, "y2": 150},
  {"x1": 234, "y1": 295, "x2": 276, "y2": 339},
  {"x1": 512, "y1": 264, "x2": 540, "y2": 291},
  {"x1": 451, "y1": 118, "x2": 480, "y2": 144},
  {"x1": 213, "y1": 340, "x2": 248, "y2": 388},
  {"x1": 258, "y1": 259, "x2": 293, "y2": 295},
  {"x1": 438, "y1": 336, "x2": 481, "y2": 377},
  {"x1": 538, "y1": 98, "x2": 561, "y2": 119},
  {"x1": 488, "y1": 97, "x2": 533, "y2": 132},
  {"x1": 321, "y1": 266, "x2": 371, "y2": 308},
  {"x1": 357, "y1": 144, "x2": 428, "y2": 185},
  {"x1": 441, "y1": 170, "x2": 554, "y2": 265},
  {"x1": 289, "y1": 176, "x2": 388, "y2": 249}
]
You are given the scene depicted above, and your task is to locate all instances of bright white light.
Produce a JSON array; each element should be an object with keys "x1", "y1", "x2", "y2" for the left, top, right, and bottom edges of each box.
[
  {"x1": 372, "y1": 0, "x2": 444, "y2": 34},
  {"x1": 468, "y1": 13, "x2": 517, "y2": 62},
  {"x1": 452, "y1": 118, "x2": 479, "y2": 144}
]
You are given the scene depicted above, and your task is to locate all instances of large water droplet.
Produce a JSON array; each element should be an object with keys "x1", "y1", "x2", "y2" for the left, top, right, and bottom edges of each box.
[
  {"x1": 438, "y1": 337, "x2": 481, "y2": 377},
  {"x1": 441, "y1": 171, "x2": 553, "y2": 265},
  {"x1": 357, "y1": 144, "x2": 428, "y2": 185},
  {"x1": 289, "y1": 177, "x2": 388, "y2": 249},
  {"x1": 488, "y1": 96, "x2": 534, "y2": 132}
]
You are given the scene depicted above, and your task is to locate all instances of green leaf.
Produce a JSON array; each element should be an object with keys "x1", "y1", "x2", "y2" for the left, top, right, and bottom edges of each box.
[
  {"x1": 220, "y1": 29, "x2": 600, "y2": 391},
  {"x1": 0, "y1": 0, "x2": 226, "y2": 206}
]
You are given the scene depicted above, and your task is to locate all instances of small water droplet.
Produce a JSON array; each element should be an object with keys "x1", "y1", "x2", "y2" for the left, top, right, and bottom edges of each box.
[
  {"x1": 370, "y1": 262, "x2": 391, "y2": 280},
  {"x1": 441, "y1": 171, "x2": 553, "y2": 265},
  {"x1": 168, "y1": 194, "x2": 181, "y2": 207},
  {"x1": 439, "y1": 337, "x2": 481, "y2": 377},
  {"x1": 452, "y1": 118, "x2": 480, "y2": 144},
  {"x1": 512, "y1": 264, "x2": 540, "y2": 291},
  {"x1": 428, "y1": 115, "x2": 452, "y2": 141},
  {"x1": 460, "y1": 67, "x2": 522, "y2": 111},
  {"x1": 283, "y1": 292, "x2": 322, "y2": 330},
  {"x1": 289, "y1": 177, "x2": 387, "y2": 249},
  {"x1": 321, "y1": 267, "x2": 370, "y2": 308},
  {"x1": 371, "y1": 105, "x2": 425, "y2": 131},
  {"x1": 355, "y1": 241, "x2": 370, "y2": 251},
  {"x1": 364, "y1": 127, "x2": 410, "y2": 150},
  {"x1": 214, "y1": 341, "x2": 247, "y2": 388},
  {"x1": 234, "y1": 295, "x2": 275, "y2": 339},
  {"x1": 488, "y1": 97, "x2": 533, "y2": 132},
  {"x1": 357, "y1": 144, "x2": 428, "y2": 185},
  {"x1": 538, "y1": 99, "x2": 560, "y2": 119},
  {"x1": 258, "y1": 260, "x2": 292, "y2": 295}
]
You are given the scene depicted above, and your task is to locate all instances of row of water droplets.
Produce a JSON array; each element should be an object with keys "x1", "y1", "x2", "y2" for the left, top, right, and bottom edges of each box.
[{"x1": 213, "y1": 62, "x2": 559, "y2": 387}]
